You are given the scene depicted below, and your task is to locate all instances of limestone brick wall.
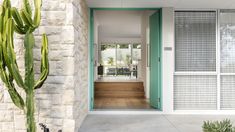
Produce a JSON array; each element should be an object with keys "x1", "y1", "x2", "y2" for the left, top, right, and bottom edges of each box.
[{"x1": 0, "y1": 0, "x2": 89, "y2": 132}]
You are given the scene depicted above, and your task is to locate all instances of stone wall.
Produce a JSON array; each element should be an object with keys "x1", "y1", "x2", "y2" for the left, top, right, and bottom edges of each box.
[{"x1": 0, "y1": 0, "x2": 89, "y2": 132}]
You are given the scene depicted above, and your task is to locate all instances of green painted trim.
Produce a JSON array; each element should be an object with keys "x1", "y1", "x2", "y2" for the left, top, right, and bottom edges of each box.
[
  {"x1": 91, "y1": 8, "x2": 161, "y2": 11},
  {"x1": 159, "y1": 8, "x2": 163, "y2": 111},
  {"x1": 88, "y1": 8, "x2": 163, "y2": 111},
  {"x1": 89, "y1": 9, "x2": 94, "y2": 110}
]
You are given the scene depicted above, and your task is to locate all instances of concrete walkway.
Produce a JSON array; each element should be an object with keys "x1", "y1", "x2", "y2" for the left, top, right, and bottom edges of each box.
[{"x1": 79, "y1": 115, "x2": 235, "y2": 132}]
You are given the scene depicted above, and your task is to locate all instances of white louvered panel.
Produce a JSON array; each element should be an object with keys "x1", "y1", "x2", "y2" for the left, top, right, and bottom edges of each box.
[
  {"x1": 220, "y1": 75, "x2": 235, "y2": 109},
  {"x1": 174, "y1": 75, "x2": 217, "y2": 110},
  {"x1": 175, "y1": 11, "x2": 216, "y2": 72},
  {"x1": 220, "y1": 11, "x2": 235, "y2": 73}
]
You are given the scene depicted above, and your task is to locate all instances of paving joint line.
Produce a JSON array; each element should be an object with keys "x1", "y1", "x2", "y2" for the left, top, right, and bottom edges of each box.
[{"x1": 163, "y1": 115, "x2": 181, "y2": 132}]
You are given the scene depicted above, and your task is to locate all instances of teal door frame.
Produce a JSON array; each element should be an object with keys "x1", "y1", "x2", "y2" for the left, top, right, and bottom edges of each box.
[{"x1": 89, "y1": 8, "x2": 162, "y2": 111}]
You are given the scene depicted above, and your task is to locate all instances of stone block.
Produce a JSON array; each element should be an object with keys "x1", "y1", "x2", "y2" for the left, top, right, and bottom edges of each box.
[
  {"x1": 61, "y1": 26, "x2": 75, "y2": 43},
  {"x1": 2, "y1": 122, "x2": 14, "y2": 131},
  {"x1": 62, "y1": 90, "x2": 74, "y2": 105},
  {"x1": 0, "y1": 111, "x2": 13, "y2": 122},
  {"x1": 42, "y1": 0, "x2": 66, "y2": 11},
  {"x1": 41, "y1": 11, "x2": 66, "y2": 26},
  {"x1": 51, "y1": 106, "x2": 65, "y2": 118},
  {"x1": 39, "y1": 26, "x2": 62, "y2": 35},
  {"x1": 62, "y1": 119, "x2": 75, "y2": 132},
  {"x1": 14, "y1": 115, "x2": 26, "y2": 130}
]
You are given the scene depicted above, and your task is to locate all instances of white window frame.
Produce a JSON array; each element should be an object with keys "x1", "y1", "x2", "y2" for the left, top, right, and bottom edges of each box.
[
  {"x1": 218, "y1": 9, "x2": 235, "y2": 110},
  {"x1": 174, "y1": 9, "x2": 220, "y2": 110}
]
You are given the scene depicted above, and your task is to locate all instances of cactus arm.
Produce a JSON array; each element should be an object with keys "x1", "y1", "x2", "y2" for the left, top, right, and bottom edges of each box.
[
  {"x1": 11, "y1": 8, "x2": 28, "y2": 34},
  {"x1": 0, "y1": 50, "x2": 25, "y2": 111},
  {"x1": 14, "y1": 24, "x2": 26, "y2": 34},
  {"x1": 3, "y1": 0, "x2": 11, "y2": 8},
  {"x1": 8, "y1": 20, "x2": 25, "y2": 89},
  {"x1": 2, "y1": 8, "x2": 10, "y2": 39},
  {"x1": 11, "y1": 7, "x2": 24, "y2": 27},
  {"x1": 34, "y1": 34, "x2": 49, "y2": 89},
  {"x1": 23, "y1": 0, "x2": 32, "y2": 17},
  {"x1": 20, "y1": 9, "x2": 35, "y2": 28},
  {"x1": 8, "y1": 80, "x2": 25, "y2": 110},
  {"x1": 5, "y1": 19, "x2": 26, "y2": 89},
  {"x1": 0, "y1": 7, "x2": 4, "y2": 33},
  {"x1": 0, "y1": 34, "x2": 25, "y2": 110},
  {"x1": 33, "y1": 0, "x2": 41, "y2": 28}
]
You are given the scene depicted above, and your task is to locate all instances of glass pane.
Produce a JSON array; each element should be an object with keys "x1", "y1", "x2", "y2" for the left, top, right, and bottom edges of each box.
[
  {"x1": 116, "y1": 44, "x2": 131, "y2": 67},
  {"x1": 101, "y1": 44, "x2": 116, "y2": 76},
  {"x1": 132, "y1": 43, "x2": 141, "y2": 65},
  {"x1": 220, "y1": 75, "x2": 235, "y2": 109},
  {"x1": 174, "y1": 75, "x2": 217, "y2": 110},
  {"x1": 175, "y1": 11, "x2": 216, "y2": 71},
  {"x1": 220, "y1": 11, "x2": 235, "y2": 73}
]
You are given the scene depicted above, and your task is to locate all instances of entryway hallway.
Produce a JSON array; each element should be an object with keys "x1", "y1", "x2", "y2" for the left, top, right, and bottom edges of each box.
[{"x1": 79, "y1": 115, "x2": 235, "y2": 132}]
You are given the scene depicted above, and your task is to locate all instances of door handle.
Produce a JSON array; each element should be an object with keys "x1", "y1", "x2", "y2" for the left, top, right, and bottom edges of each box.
[{"x1": 147, "y1": 44, "x2": 150, "y2": 67}]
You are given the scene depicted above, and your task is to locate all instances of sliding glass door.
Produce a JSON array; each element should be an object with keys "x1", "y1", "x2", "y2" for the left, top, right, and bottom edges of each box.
[
  {"x1": 101, "y1": 44, "x2": 117, "y2": 76},
  {"x1": 100, "y1": 43, "x2": 141, "y2": 78}
]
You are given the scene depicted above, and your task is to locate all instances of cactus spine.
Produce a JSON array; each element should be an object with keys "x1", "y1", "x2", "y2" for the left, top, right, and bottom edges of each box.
[{"x1": 0, "y1": 0, "x2": 49, "y2": 132}]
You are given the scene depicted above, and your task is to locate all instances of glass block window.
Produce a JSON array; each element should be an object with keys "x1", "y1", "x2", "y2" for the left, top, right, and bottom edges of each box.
[{"x1": 175, "y1": 11, "x2": 216, "y2": 72}]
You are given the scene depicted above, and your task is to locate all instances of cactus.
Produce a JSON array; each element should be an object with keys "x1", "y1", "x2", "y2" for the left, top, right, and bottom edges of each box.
[{"x1": 0, "y1": 0, "x2": 49, "y2": 132}]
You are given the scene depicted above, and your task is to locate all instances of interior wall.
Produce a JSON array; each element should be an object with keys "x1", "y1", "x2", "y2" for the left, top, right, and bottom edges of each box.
[{"x1": 141, "y1": 11, "x2": 148, "y2": 98}]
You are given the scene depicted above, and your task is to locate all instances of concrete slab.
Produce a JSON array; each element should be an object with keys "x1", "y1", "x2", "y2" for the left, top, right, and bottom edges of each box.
[
  {"x1": 79, "y1": 115, "x2": 235, "y2": 132},
  {"x1": 164, "y1": 115, "x2": 235, "y2": 132}
]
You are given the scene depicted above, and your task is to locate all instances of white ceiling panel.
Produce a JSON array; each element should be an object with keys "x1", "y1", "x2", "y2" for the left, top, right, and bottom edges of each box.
[
  {"x1": 86, "y1": 0, "x2": 235, "y2": 9},
  {"x1": 95, "y1": 10, "x2": 142, "y2": 38}
]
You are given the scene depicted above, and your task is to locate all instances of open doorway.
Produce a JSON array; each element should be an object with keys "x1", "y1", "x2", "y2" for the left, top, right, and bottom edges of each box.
[{"x1": 90, "y1": 9, "x2": 162, "y2": 110}]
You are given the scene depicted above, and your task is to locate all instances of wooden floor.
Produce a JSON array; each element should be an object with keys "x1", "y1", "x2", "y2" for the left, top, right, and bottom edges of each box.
[
  {"x1": 94, "y1": 97, "x2": 152, "y2": 109},
  {"x1": 94, "y1": 81, "x2": 153, "y2": 109}
]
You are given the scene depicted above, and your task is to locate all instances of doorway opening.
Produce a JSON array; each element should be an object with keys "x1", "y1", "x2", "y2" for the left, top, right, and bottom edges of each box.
[{"x1": 89, "y1": 9, "x2": 162, "y2": 110}]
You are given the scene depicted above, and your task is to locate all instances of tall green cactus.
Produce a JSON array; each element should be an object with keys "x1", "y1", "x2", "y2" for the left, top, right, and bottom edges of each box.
[{"x1": 0, "y1": 0, "x2": 49, "y2": 132}]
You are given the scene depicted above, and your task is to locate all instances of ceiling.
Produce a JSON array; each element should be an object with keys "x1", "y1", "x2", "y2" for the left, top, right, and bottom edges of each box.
[
  {"x1": 86, "y1": 0, "x2": 235, "y2": 9},
  {"x1": 95, "y1": 10, "x2": 143, "y2": 38}
]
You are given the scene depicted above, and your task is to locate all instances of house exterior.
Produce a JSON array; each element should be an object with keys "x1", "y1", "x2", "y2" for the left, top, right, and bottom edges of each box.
[{"x1": 1, "y1": 0, "x2": 235, "y2": 132}]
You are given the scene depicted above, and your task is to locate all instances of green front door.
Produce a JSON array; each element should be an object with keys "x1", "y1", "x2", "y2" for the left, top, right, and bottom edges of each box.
[{"x1": 149, "y1": 10, "x2": 162, "y2": 110}]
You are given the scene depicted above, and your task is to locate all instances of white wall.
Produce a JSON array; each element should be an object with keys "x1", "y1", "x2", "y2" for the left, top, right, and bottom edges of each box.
[
  {"x1": 162, "y1": 7, "x2": 174, "y2": 113},
  {"x1": 99, "y1": 37, "x2": 141, "y2": 44}
]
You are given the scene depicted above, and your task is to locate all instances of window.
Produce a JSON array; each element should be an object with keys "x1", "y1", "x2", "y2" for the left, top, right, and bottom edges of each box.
[
  {"x1": 174, "y1": 11, "x2": 217, "y2": 110},
  {"x1": 100, "y1": 43, "x2": 141, "y2": 77},
  {"x1": 220, "y1": 10, "x2": 235, "y2": 109},
  {"x1": 175, "y1": 11, "x2": 216, "y2": 72},
  {"x1": 220, "y1": 10, "x2": 235, "y2": 73}
]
